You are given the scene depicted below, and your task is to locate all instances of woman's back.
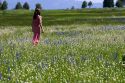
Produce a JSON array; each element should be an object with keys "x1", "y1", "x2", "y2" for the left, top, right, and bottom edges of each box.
[
  {"x1": 33, "y1": 15, "x2": 40, "y2": 27},
  {"x1": 32, "y1": 15, "x2": 41, "y2": 33}
]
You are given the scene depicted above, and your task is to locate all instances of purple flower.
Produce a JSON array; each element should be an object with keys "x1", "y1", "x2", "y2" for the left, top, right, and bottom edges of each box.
[
  {"x1": 81, "y1": 56, "x2": 87, "y2": 62},
  {"x1": 0, "y1": 46, "x2": 3, "y2": 55},
  {"x1": 44, "y1": 38, "x2": 50, "y2": 44},
  {"x1": 97, "y1": 55, "x2": 103, "y2": 61},
  {"x1": 0, "y1": 73, "x2": 2, "y2": 80},
  {"x1": 51, "y1": 56, "x2": 59, "y2": 65},
  {"x1": 8, "y1": 67, "x2": 11, "y2": 73},
  {"x1": 56, "y1": 32, "x2": 65, "y2": 35},
  {"x1": 65, "y1": 56, "x2": 76, "y2": 66},
  {"x1": 113, "y1": 52, "x2": 118, "y2": 61},
  {"x1": 42, "y1": 62, "x2": 48, "y2": 70},
  {"x1": 104, "y1": 60, "x2": 112, "y2": 68},
  {"x1": 16, "y1": 52, "x2": 21, "y2": 60},
  {"x1": 8, "y1": 76, "x2": 11, "y2": 80}
]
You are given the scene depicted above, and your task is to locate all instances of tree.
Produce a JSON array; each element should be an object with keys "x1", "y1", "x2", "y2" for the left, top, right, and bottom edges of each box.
[
  {"x1": 82, "y1": 1, "x2": 87, "y2": 8},
  {"x1": 111, "y1": 0, "x2": 115, "y2": 7},
  {"x1": 15, "y1": 2, "x2": 22, "y2": 9},
  {"x1": 71, "y1": 6, "x2": 75, "y2": 10},
  {"x1": 116, "y1": 0, "x2": 123, "y2": 7},
  {"x1": 88, "y1": 1, "x2": 93, "y2": 8},
  {"x1": 36, "y1": 3, "x2": 42, "y2": 9},
  {"x1": 1, "y1": 0, "x2": 8, "y2": 10},
  {"x1": 23, "y1": 2, "x2": 30, "y2": 10},
  {"x1": 103, "y1": 0, "x2": 114, "y2": 8},
  {"x1": 0, "y1": 2, "x2": 2, "y2": 10}
]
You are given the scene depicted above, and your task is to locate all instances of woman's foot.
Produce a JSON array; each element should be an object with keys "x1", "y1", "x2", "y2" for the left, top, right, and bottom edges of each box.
[{"x1": 32, "y1": 39, "x2": 39, "y2": 46}]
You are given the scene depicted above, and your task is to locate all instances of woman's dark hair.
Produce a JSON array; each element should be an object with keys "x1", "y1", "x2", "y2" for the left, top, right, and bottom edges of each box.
[{"x1": 33, "y1": 8, "x2": 41, "y2": 19}]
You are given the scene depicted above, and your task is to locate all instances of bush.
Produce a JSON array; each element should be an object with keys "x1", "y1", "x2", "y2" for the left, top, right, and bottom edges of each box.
[
  {"x1": 15, "y1": 2, "x2": 23, "y2": 9},
  {"x1": 103, "y1": 0, "x2": 114, "y2": 8},
  {"x1": 1, "y1": 1, "x2": 8, "y2": 10},
  {"x1": 88, "y1": 1, "x2": 93, "y2": 8},
  {"x1": 116, "y1": 0, "x2": 123, "y2": 7},
  {"x1": 82, "y1": 1, "x2": 87, "y2": 8},
  {"x1": 23, "y1": 2, "x2": 30, "y2": 10}
]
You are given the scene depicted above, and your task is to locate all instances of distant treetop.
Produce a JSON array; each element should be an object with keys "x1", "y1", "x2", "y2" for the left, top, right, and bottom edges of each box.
[
  {"x1": 23, "y1": 2, "x2": 30, "y2": 10},
  {"x1": 103, "y1": 0, "x2": 114, "y2": 8},
  {"x1": 1, "y1": 0, "x2": 8, "y2": 10},
  {"x1": 15, "y1": 2, "x2": 22, "y2": 9}
]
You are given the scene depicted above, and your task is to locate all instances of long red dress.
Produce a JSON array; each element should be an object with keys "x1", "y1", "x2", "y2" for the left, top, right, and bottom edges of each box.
[{"x1": 32, "y1": 15, "x2": 42, "y2": 45}]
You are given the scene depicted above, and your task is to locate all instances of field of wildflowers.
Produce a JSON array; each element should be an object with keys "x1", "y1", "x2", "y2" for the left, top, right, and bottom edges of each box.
[{"x1": 0, "y1": 24, "x2": 125, "y2": 82}]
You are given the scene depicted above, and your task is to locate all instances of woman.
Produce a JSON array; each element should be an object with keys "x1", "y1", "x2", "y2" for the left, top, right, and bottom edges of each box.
[{"x1": 32, "y1": 8, "x2": 43, "y2": 45}]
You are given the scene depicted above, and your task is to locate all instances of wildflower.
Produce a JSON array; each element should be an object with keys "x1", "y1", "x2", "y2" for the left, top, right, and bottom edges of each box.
[
  {"x1": 0, "y1": 44, "x2": 3, "y2": 55},
  {"x1": 0, "y1": 47, "x2": 3, "y2": 55},
  {"x1": 16, "y1": 52, "x2": 21, "y2": 60},
  {"x1": 122, "y1": 54, "x2": 125, "y2": 64},
  {"x1": 0, "y1": 73, "x2": 2, "y2": 80},
  {"x1": 104, "y1": 60, "x2": 112, "y2": 68},
  {"x1": 8, "y1": 76, "x2": 11, "y2": 80},
  {"x1": 8, "y1": 67, "x2": 11, "y2": 73},
  {"x1": 96, "y1": 55, "x2": 103, "y2": 61},
  {"x1": 42, "y1": 62, "x2": 48, "y2": 70},
  {"x1": 113, "y1": 52, "x2": 118, "y2": 62},
  {"x1": 44, "y1": 38, "x2": 50, "y2": 44},
  {"x1": 66, "y1": 56, "x2": 76, "y2": 66},
  {"x1": 80, "y1": 56, "x2": 87, "y2": 62}
]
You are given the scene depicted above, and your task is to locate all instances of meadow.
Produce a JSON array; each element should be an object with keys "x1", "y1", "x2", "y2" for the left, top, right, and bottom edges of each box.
[{"x1": 0, "y1": 8, "x2": 125, "y2": 82}]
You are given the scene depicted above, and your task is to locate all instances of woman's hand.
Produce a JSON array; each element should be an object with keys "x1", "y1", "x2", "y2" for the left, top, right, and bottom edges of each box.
[
  {"x1": 40, "y1": 25, "x2": 44, "y2": 33},
  {"x1": 41, "y1": 28, "x2": 44, "y2": 33}
]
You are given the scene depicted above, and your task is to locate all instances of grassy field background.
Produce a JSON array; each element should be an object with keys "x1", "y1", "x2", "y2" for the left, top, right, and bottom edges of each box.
[
  {"x1": 0, "y1": 8, "x2": 125, "y2": 26},
  {"x1": 0, "y1": 8, "x2": 125, "y2": 82}
]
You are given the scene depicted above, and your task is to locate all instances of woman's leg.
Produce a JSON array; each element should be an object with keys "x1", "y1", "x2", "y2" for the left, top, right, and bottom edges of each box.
[
  {"x1": 37, "y1": 32, "x2": 40, "y2": 42},
  {"x1": 32, "y1": 32, "x2": 37, "y2": 45},
  {"x1": 32, "y1": 32, "x2": 40, "y2": 45},
  {"x1": 34, "y1": 33, "x2": 40, "y2": 44}
]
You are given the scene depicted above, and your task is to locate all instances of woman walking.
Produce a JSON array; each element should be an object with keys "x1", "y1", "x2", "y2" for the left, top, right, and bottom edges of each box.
[{"x1": 32, "y1": 8, "x2": 43, "y2": 46}]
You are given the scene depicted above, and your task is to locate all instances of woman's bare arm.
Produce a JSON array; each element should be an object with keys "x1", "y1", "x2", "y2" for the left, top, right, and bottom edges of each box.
[{"x1": 40, "y1": 16, "x2": 44, "y2": 33}]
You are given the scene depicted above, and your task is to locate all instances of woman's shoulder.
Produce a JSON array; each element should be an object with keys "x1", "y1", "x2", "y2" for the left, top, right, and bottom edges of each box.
[{"x1": 38, "y1": 15, "x2": 42, "y2": 19}]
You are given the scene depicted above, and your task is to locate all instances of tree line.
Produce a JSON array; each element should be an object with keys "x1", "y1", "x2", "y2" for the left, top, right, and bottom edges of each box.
[
  {"x1": 103, "y1": 0, "x2": 124, "y2": 8},
  {"x1": 0, "y1": 1, "x2": 42, "y2": 10},
  {"x1": 81, "y1": 0, "x2": 124, "y2": 8},
  {"x1": 0, "y1": 0, "x2": 124, "y2": 10},
  {"x1": 81, "y1": 1, "x2": 93, "y2": 8}
]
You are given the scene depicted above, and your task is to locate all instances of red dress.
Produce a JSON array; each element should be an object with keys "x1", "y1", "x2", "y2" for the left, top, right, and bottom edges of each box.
[{"x1": 32, "y1": 15, "x2": 42, "y2": 45}]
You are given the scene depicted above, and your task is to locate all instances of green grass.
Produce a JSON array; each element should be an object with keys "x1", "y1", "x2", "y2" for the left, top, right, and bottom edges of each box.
[
  {"x1": 1, "y1": 8, "x2": 125, "y2": 26},
  {"x1": 0, "y1": 8, "x2": 125, "y2": 82},
  {"x1": 0, "y1": 25, "x2": 125, "y2": 82}
]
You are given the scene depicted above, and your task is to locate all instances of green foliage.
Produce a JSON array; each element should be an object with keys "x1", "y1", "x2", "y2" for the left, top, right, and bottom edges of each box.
[
  {"x1": 1, "y1": 0, "x2": 8, "y2": 10},
  {"x1": 82, "y1": 1, "x2": 87, "y2": 8},
  {"x1": 122, "y1": 55, "x2": 125, "y2": 64},
  {"x1": 36, "y1": 3, "x2": 42, "y2": 10},
  {"x1": 15, "y1": 2, "x2": 23, "y2": 9},
  {"x1": 0, "y1": 2, "x2": 2, "y2": 10},
  {"x1": 116, "y1": 0, "x2": 123, "y2": 7},
  {"x1": 88, "y1": 1, "x2": 93, "y2": 8},
  {"x1": 103, "y1": 0, "x2": 114, "y2": 8},
  {"x1": 23, "y1": 2, "x2": 30, "y2": 10},
  {"x1": 71, "y1": 6, "x2": 75, "y2": 10}
]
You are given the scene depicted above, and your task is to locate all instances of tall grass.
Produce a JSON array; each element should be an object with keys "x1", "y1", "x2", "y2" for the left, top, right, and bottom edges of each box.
[{"x1": 0, "y1": 24, "x2": 125, "y2": 82}]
